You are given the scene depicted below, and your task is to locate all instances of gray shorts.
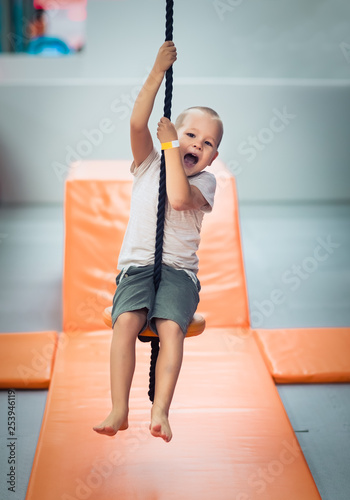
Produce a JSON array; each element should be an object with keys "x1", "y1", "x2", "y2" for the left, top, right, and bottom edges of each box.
[{"x1": 111, "y1": 264, "x2": 201, "y2": 336}]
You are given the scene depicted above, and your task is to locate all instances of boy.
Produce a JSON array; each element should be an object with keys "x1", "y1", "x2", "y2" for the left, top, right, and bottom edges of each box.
[{"x1": 93, "y1": 41, "x2": 223, "y2": 443}]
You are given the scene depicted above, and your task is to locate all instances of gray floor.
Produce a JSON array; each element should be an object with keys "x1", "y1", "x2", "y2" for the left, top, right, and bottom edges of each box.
[{"x1": 0, "y1": 202, "x2": 349, "y2": 500}]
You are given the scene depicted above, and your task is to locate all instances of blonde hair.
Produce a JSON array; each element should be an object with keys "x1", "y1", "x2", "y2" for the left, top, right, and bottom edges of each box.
[{"x1": 175, "y1": 106, "x2": 224, "y2": 148}]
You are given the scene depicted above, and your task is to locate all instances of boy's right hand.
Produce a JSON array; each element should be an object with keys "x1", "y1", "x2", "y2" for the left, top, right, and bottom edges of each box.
[
  {"x1": 130, "y1": 41, "x2": 176, "y2": 168},
  {"x1": 154, "y1": 41, "x2": 177, "y2": 74}
]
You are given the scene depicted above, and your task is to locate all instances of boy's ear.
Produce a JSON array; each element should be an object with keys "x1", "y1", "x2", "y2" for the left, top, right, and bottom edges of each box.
[{"x1": 208, "y1": 151, "x2": 219, "y2": 166}]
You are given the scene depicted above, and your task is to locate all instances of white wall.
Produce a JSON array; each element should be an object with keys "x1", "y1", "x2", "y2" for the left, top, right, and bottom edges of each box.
[{"x1": 0, "y1": 0, "x2": 350, "y2": 203}]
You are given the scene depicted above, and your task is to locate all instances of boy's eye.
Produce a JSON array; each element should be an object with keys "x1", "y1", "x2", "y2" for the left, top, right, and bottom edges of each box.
[
  {"x1": 187, "y1": 133, "x2": 195, "y2": 138},
  {"x1": 205, "y1": 141, "x2": 213, "y2": 147}
]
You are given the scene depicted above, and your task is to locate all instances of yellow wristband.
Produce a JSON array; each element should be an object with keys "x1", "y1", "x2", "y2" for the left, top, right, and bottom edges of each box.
[{"x1": 161, "y1": 140, "x2": 180, "y2": 150}]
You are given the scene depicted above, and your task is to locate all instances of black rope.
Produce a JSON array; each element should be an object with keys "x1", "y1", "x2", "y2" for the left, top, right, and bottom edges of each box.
[
  {"x1": 140, "y1": 0, "x2": 174, "y2": 403},
  {"x1": 153, "y1": 0, "x2": 174, "y2": 292}
]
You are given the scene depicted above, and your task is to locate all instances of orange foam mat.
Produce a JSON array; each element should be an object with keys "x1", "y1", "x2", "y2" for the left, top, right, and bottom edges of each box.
[
  {"x1": 254, "y1": 327, "x2": 350, "y2": 383},
  {"x1": 26, "y1": 329, "x2": 320, "y2": 500},
  {"x1": 0, "y1": 331, "x2": 58, "y2": 389},
  {"x1": 63, "y1": 159, "x2": 249, "y2": 333}
]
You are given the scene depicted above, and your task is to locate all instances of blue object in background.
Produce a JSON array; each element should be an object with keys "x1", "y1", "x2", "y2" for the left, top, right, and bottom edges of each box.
[{"x1": 26, "y1": 36, "x2": 71, "y2": 56}]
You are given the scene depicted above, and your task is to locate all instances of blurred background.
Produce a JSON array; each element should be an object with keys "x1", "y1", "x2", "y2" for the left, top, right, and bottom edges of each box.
[
  {"x1": 0, "y1": 2, "x2": 349, "y2": 500},
  {"x1": 0, "y1": 0, "x2": 349, "y2": 203},
  {"x1": 0, "y1": 0, "x2": 86, "y2": 55}
]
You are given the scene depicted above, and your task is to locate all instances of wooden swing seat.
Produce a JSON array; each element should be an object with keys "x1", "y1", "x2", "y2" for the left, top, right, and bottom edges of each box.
[{"x1": 102, "y1": 306, "x2": 205, "y2": 338}]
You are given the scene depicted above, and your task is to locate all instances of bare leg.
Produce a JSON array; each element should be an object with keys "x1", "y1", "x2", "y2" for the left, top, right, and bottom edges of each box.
[
  {"x1": 93, "y1": 309, "x2": 147, "y2": 436},
  {"x1": 150, "y1": 319, "x2": 184, "y2": 442}
]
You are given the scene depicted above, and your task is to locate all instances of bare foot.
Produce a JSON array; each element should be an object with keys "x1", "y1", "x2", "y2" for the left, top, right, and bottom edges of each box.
[
  {"x1": 150, "y1": 405, "x2": 172, "y2": 443},
  {"x1": 93, "y1": 410, "x2": 128, "y2": 437}
]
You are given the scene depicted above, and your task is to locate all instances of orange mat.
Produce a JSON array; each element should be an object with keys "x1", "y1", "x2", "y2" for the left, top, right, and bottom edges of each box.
[
  {"x1": 25, "y1": 328, "x2": 321, "y2": 500},
  {"x1": 0, "y1": 331, "x2": 58, "y2": 389},
  {"x1": 63, "y1": 158, "x2": 249, "y2": 333},
  {"x1": 24, "y1": 157, "x2": 323, "y2": 499},
  {"x1": 254, "y1": 327, "x2": 350, "y2": 383}
]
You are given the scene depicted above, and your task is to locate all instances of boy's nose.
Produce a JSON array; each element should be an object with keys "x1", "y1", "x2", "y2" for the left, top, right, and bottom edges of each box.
[{"x1": 193, "y1": 143, "x2": 202, "y2": 151}]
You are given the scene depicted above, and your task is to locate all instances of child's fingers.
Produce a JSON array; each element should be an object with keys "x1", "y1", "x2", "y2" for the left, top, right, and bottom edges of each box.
[
  {"x1": 157, "y1": 118, "x2": 171, "y2": 132},
  {"x1": 157, "y1": 117, "x2": 176, "y2": 141},
  {"x1": 162, "y1": 41, "x2": 177, "y2": 57},
  {"x1": 161, "y1": 41, "x2": 176, "y2": 53},
  {"x1": 154, "y1": 42, "x2": 177, "y2": 73}
]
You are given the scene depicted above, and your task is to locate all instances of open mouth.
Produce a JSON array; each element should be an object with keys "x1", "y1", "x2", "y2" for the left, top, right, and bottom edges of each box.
[{"x1": 184, "y1": 153, "x2": 198, "y2": 168}]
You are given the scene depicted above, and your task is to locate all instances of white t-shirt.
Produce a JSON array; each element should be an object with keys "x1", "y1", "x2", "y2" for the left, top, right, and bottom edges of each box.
[{"x1": 118, "y1": 148, "x2": 216, "y2": 274}]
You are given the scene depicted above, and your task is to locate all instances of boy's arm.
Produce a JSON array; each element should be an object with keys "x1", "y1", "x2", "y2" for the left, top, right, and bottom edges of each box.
[
  {"x1": 130, "y1": 42, "x2": 177, "y2": 167},
  {"x1": 157, "y1": 117, "x2": 209, "y2": 211}
]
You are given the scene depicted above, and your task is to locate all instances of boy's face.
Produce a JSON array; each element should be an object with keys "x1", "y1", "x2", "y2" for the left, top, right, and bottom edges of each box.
[{"x1": 176, "y1": 110, "x2": 220, "y2": 176}]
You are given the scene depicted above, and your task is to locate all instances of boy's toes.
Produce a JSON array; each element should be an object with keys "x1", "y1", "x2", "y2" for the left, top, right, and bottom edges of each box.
[
  {"x1": 150, "y1": 424, "x2": 162, "y2": 437},
  {"x1": 150, "y1": 423, "x2": 172, "y2": 442},
  {"x1": 93, "y1": 415, "x2": 128, "y2": 436},
  {"x1": 93, "y1": 425, "x2": 117, "y2": 436}
]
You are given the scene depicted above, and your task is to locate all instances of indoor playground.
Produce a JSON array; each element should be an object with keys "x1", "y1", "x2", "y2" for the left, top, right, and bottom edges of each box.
[{"x1": 0, "y1": 1, "x2": 350, "y2": 499}]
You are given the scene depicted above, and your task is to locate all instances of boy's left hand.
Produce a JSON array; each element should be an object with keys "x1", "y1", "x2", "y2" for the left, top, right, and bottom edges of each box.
[{"x1": 157, "y1": 117, "x2": 178, "y2": 144}]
